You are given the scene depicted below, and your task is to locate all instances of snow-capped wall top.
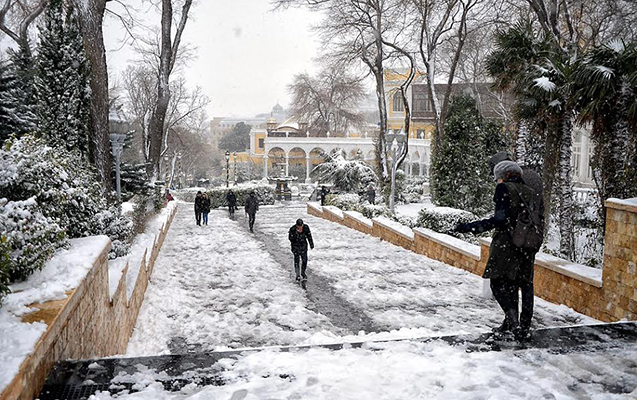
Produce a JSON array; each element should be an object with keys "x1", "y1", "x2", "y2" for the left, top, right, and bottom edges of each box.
[{"x1": 374, "y1": 216, "x2": 415, "y2": 240}]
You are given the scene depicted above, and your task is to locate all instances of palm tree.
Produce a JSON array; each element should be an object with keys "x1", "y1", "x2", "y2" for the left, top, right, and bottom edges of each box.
[
  {"x1": 487, "y1": 22, "x2": 577, "y2": 260},
  {"x1": 573, "y1": 41, "x2": 637, "y2": 225}
]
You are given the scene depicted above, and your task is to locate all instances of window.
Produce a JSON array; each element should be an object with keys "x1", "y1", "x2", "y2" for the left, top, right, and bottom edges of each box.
[
  {"x1": 572, "y1": 144, "x2": 581, "y2": 178},
  {"x1": 416, "y1": 129, "x2": 425, "y2": 139},
  {"x1": 258, "y1": 138, "x2": 264, "y2": 149},
  {"x1": 413, "y1": 90, "x2": 430, "y2": 112},
  {"x1": 392, "y1": 91, "x2": 404, "y2": 112}
]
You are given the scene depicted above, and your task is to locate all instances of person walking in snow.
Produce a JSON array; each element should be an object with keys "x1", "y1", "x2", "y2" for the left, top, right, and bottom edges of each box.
[
  {"x1": 288, "y1": 218, "x2": 314, "y2": 284},
  {"x1": 454, "y1": 160, "x2": 543, "y2": 340},
  {"x1": 244, "y1": 191, "x2": 259, "y2": 232},
  {"x1": 226, "y1": 189, "x2": 237, "y2": 218},
  {"x1": 366, "y1": 184, "x2": 376, "y2": 204},
  {"x1": 201, "y1": 193, "x2": 211, "y2": 226},
  {"x1": 319, "y1": 186, "x2": 329, "y2": 206},
  {"x1": 194, "y1": 191, "x2": 204, "y2": 226}
]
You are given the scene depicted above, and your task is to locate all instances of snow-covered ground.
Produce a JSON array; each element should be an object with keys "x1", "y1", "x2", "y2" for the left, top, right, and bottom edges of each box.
[
  {"x1": 92, "y1": 339, "x2": 636, "y2": 399},
  {"x1": 128, "y1": 202, "x2": 596, "y2": 358}
]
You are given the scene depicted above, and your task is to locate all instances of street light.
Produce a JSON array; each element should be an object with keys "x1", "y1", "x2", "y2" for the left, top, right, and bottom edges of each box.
[
  {"x1": 225, "y1": 150, "x2": 230, "y2": 188},
  {"x1": 386, "y1": 130, "x2": 407, "y2": 214},
  {"x1": 108, "y1": 108, "x2": 131, "y2": 201},
  {"x1": 233, "y1": 151, "x2": 237, "y2": 186}
]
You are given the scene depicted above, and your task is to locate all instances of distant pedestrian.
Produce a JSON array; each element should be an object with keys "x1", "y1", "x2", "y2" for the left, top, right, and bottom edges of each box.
[
  {"x1": 201, "y1": 193, "x2": 211, "y2": 225},
  {"x1": 288, "y1": 218, "x2": 314, "y2": 284},
  {"x1": 244, "y1": 191, "x2": 259, "y2": 232},
  {"x1": 319, "y1": 186, "x2": 329, "y2": 206},
  {"x1": 165, "y1": 189, "x2": 174, "y2": 202},
  {"x1": 366, "y1": 184, "x2": 376, "y2": 204},
  {"x1": 226, "y1": 189, "x2": 237, "y2": 218},
  {"x1": 194, "y1": 191, "x2": 204, "y2": 226},
  {"x1": 454, "y1": 160, "x2": 544, "y2": 340}
]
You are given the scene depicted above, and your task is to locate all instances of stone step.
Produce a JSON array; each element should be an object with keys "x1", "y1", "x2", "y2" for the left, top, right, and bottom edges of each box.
[{"x1": 38, "y1": 321, "x2": 637, "y2": 400}]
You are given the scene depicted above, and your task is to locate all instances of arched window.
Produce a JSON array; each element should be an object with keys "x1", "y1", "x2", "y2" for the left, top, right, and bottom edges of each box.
[{"x1": 392, "y1": 91, "x2": 404, "y2": 112}]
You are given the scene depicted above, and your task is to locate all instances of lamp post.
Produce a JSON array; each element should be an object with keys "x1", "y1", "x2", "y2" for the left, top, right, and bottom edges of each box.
[
  {"x1": 225, "y1": 150, "x2": 230, "y2": 188},
  {"x1": 232, "y1": 152, "x2": 237, "y2": 186},
  {"x1": 108, "y1": 108, "x2": 130, "y2": 201},
  {"x1": 386, "y1": 130, "x2": 407, "y2": 214}
]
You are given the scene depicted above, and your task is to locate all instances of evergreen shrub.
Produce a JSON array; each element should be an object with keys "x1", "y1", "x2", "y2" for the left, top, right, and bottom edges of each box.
[
  {"x1": 415, "y1": 207, "x2": 482, "y2": 243},
  {"x1": 0, "y1": 197, "x2": 66, "y2": 297}
]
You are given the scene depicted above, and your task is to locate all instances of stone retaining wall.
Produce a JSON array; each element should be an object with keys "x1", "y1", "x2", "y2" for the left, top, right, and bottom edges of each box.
[
  {"x1": 307, "y1": 199, "x2": 636, "y2": 323},
  {"x1": 1, "y1": 205, "x2": 178, "y2": 400}
]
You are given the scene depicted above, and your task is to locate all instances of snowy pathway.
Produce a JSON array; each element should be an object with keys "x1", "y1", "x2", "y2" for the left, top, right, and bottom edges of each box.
[
  {"x1": 126, "y1": 204, "x2": 344, "y2": 356},
  {"x1": 128, "y1": 201, "x2": 595, "y2": 356},
  {"x1": 257, "y1": 203, "x2": 595, "y2": 336}
]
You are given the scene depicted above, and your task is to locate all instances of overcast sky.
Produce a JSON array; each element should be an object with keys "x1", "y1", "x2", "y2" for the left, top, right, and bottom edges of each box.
[{"x1": 104, "y1": 1, "x2": 324, "y2": 119}]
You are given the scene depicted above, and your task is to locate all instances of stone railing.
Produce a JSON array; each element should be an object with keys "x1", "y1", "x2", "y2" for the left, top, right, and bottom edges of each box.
[
  {"x1": 1, "y1": 205, "x2": 178, "y2": 400},
  {"x1": 307, "y1": 198, "x2": 636, "y2": 322}
]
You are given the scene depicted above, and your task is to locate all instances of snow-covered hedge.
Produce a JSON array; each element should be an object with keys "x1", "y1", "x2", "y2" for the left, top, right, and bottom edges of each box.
[
  {"x1": 175, "y1": 183, "x2": 275, "y2": 207},
  {"x1": 207, "y1": 184, "x2": 275, "y2": 208},
  {"x1": 325, "y1": 193, "x2": 390, "y2": 220},
  {"x1": 415, "y1": 207, "x2": 481, "y2": 243}
]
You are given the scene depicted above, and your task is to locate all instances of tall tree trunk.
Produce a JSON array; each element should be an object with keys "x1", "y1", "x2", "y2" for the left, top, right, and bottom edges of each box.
[
  {"x1": 541, "y1": 122, "x2": 560, "y2": 236},
  {"x1": 72, "y1": 0, "x2": 111, "y2": 192},
  {"x1": 146, "y1": 0, "x2": 193, "y2": 181},
  {"x1": 557, "y1": 114, "x2": 575, "y2": 260},
  {"x1": 515, "y1": 119, "x2": 531, "y2": 165}
]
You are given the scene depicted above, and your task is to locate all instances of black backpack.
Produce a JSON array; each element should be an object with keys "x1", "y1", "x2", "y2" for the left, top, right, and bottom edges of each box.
[{"x1": 507, "y1": 183, "x2": 544, "y2": 252}]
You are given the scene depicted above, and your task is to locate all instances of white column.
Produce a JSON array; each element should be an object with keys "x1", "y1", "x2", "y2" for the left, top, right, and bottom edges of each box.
[
  {"x1": 419, "y1": 162, "x2": 425, "y2": 177},
  {"x1": 263, "y1": 154, "x2": 268, "y2": 178},
  {"x1": 579, "y1": 133, "x2": 589, "y2": 183},
  {"x1": 285, "y1": 155, "x2": 289, "y2": 176},
  {"x1": 408, "y1": 162, "x2": 413, "y2": 176},
  {"x1": 306, "y1": 156, "x2": 311, "y2": 183}
]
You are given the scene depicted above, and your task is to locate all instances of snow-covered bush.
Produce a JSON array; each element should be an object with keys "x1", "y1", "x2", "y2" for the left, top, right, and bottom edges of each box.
[
  {"x1": 95, "y1": 205, "x2": 135, "y2": 259},
  {"x1": 402, "y1": 176, "x2": 429, "y2": 204},
  {"x1": 0, "y1": 197, "x2": 66, "y2": 289},
  {"x1": 360, "y1": 204, "x2": 390, "y2": 219},
  {"x1": 174, "y1": 183, "x2": 275, "y2": 206},
  {"x1": 324, "y1": 193, "x2": 390, "y2": 219},
  {"x1": 0, "y1": 134, "x2": 137, "y2": 273},
  {"x1": 325, "y1": 193, "x2": 361, "y2": 210},
  {"x1": 207, "y1": 184, "x2": 275, "y2": 208},
  {"x1": 312, "y1": 149, "x2": 376, "y2": 192},
  {"x1": 415, "y1": 207, "x2": 481, "y2": 243}
]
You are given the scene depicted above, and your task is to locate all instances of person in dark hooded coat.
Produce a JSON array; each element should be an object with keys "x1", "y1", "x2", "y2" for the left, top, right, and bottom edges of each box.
[
  {"x1": 194, "y1": 191, "x2": 204, "y2": 226},
  {"x1": 244, "y1": 191, "x2": 259, "y2": 232},
  {"x1": 455, "y1": 160, "x2": 543, "y2": 340},
  {"x1": 226, "y1": 190, "x2": 237, "y2": 217},
  {"x1": 288, "y1": 218, "x2": 314, "y2": 282}
]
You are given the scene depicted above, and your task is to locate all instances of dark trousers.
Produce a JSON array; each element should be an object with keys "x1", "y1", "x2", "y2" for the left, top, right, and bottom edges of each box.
[
  {"x1": 490, "y1": 277, "x2": 534, "y2": 330},
  {"x1": 229, "y1": 205, "x2": 235, "y2": 216},
  {"x1": 195, "y1": 211, "x2": 202, "y2": 226},
  {"x1": 202, "y1": 212, "x2": 209, "y2": 225},
  {"x1": 294, "y1": 251, "x2": 308, "y2": 279},
  {"x1": 248, "y1": 213, "x2": 256, "y2": 231}
]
